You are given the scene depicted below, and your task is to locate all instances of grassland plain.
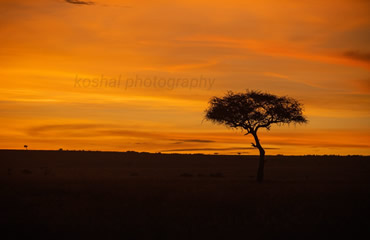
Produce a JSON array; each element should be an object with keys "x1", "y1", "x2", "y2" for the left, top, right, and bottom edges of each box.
[{"x1": 1, "y1": 150, "x2": 369, "y2": 239}]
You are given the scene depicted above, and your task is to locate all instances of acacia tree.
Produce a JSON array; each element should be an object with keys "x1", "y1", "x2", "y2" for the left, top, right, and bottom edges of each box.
[{"x1": 205, "y1": 90, "x2": 307, "y2": 182}]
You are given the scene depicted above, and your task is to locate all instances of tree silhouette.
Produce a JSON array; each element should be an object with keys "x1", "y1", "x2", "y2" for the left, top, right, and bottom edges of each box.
[{"x1": 205, "y1": 90, "x2": 307, "y2": 182}]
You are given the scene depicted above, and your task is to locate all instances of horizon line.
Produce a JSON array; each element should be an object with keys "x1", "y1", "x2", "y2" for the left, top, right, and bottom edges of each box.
[{"x1": 0, "y1": 149, "x2": 368, "y2": 157}]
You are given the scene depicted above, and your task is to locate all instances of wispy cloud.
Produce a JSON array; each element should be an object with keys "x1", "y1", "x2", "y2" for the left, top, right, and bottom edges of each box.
[
  {"x1": 27, "y1": 123, "x2": 166, "y2": 139},
  {"x1": 343, "y1": 50, "x2": 370, "y2": 63},
  {"x1": 64, "y1": 0, "x2": 132, "y2": 8},
  {"x1": 262, "y1": 72, "x2": 289, "y2": 80},
  {"x1": 29, "y1": 123, "x2": 109, "y2": 132},
  {"x1": 27, "y1": 123, "x2": 113, "y2": 137},
  {"x1": 65, "y1": 0, "x2": 94, "y2": 5},
  {"x1": 161, "y1": 147, "x2": 279, "y2": 152},
  {"x1": 170, "y1": 139, "x2": 216, "y2": 143}
]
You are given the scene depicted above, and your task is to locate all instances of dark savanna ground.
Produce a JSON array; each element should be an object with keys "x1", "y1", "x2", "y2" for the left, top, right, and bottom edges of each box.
[{"x1": 1, "y1": 150, "x2": 369, "y2": 239}]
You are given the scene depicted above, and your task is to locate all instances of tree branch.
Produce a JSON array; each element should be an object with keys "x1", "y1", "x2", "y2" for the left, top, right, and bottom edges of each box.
[
  {"x1": 255, "y1": 122, "x2": 270, "y2": 132},
  {"x1": 243, "y1": 125, "x2": 253, "y2": 135}
]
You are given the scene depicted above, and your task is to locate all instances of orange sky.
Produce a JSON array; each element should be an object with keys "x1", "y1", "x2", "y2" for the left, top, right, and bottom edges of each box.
[{"x1": 0, "y1": 0, "x2": 369, "y2": 155}]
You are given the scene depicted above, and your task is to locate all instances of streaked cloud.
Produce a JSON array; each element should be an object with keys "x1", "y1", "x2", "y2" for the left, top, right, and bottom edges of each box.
[
  {"x1": 343, "y1": 51, "x2": 370, "y2": 63},
  {"x1": 170, "y1": 139, "x2": 216, "y2": 143},
  {"x1": 65, "y1": 0, "x2": 94, "y2": 5},
  {"x1": 161, "y1": 147, "x2": 278, "y2": 152}
]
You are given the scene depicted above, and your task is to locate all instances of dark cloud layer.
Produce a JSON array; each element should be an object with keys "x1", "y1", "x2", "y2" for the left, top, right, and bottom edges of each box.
[
  {"x1": 343, "y1": 50, "x2": 370, "y2": 63},
  {"x1": 28, "y1": 124, "x2": 107, "y2": 133},
  {"x1": 65, "y1": 0, "x2": 94, "y2": 5},
  {"x1": 27, "y1": 124, "x2": 165, "y2": 139},
  {"x1": 161, "y1": 147, "x2": 279, "y2": 152}
]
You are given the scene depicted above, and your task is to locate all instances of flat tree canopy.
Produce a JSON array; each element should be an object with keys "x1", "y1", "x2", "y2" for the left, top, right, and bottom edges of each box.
[{"x1": 205, "y1": 90, "x2": 307, "y2": 132}]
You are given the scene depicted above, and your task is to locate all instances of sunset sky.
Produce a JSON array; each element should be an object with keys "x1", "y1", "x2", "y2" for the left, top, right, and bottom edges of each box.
[{"x1": 0, "y1": 0, "x2": 369, "y2": 155}]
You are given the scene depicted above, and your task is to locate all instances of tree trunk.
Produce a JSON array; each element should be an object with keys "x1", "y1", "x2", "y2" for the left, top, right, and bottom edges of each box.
[
  {"x1": 252, "y1": 132, "x2": 265, "y2": 182},
  {"x1": 256, "y1": 147, "x2": 265, "y2": 182}
]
